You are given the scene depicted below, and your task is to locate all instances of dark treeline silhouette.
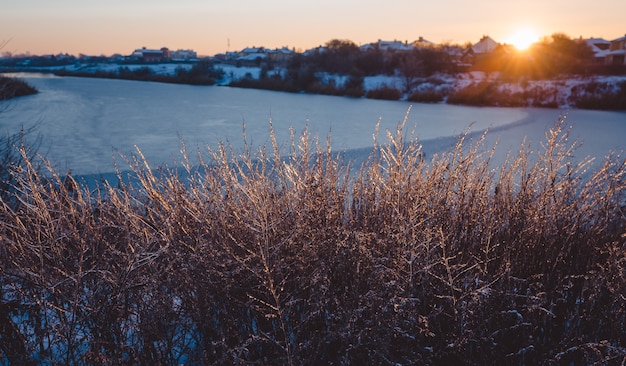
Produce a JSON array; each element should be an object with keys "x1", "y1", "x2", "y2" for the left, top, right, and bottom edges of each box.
[
  {"x1": 0, "y1": 76, "x2": 37, "y2": 100},
  {"x1": 229, "y1": 35, "x2": 626, "y2": 109},
  {"x1": 54, "y1": 60, "x2": 224, "y2": 86},
  {"x1": 473, "y1": 33, "x2": 597, "y2": 78},
  {"x1": 231, "y1": 38, "x2": 459, "y2": 98}
]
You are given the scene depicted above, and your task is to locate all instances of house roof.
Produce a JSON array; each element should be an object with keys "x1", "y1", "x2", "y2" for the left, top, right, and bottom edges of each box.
[
  {"x1": 611, "y1": 34, "x2": 626, "y2": 43},
  {"x1": 241, "y1": 47, "x2": 265, "y2": 54},
  {"x1": 133, "y1": 48, "x2": 167, "y2": 56},
  {"x1": 471, "y1": 36, "x2": 498, "y2": 54},
  {"x1": 587, "y1": 37, "x2": 610, "y2": 45},
  {"x1": 440, "y1": 45, "x2": 465, "y2": 57},
  {"x1": 266, "y1": 47, "x2": 294, "y2": 55},
  {"x1": 303, "y1": 46, "x2": 328, "y2": 55},
  {"x1": 375, "y1": 41, "x2": 413, "y2": 51},
  {"x1": 238, "y1": 53, "x2": 267, "y2": 61},
  {"x1": 364, "y1": 40, "x2": 414, "y2": 51},
  {"x1": 134, "y1": 49, "x2": 158, "y2": 53},
  {"x1": 413, "y1": 37, "x2": 434, "y2": 48},
  {"x1": 586, "y1": 38, "x2": 611, "y2": 57}
]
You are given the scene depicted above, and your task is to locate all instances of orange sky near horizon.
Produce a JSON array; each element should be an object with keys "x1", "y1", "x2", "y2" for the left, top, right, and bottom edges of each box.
[{"x1": 2, "y1": 0, "x2": 625, "y2": 57}]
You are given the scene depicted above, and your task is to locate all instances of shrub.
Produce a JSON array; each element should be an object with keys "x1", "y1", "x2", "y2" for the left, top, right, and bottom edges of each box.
[
  {"x1": 305, "y1": 80, "x2": 343, "y2": 95},
  {"x1": 0, "y1": 76, "x2": 38, "y2": 100},
  {"x1": 0, "y1": 126, "x2": 41, "y2": 205},
  {"x1": 447, "y1": 82, "x2": 559, "y2": 107},
  {"x1": 407, "y1": 88, "x2": 446, "y2": 103},
  {"x1": 447, "y1": 81, "x2": 498, "y2": 106},
  {"x1": 365, "y1": 85, "x2": 402, "y2": 100},
  {"x1": 0, "y1": 113, "x2": 624, "y2": 364},
  {"x1": 56, "y1": 64, "x2": 219, "y2": 86},
  {"x1": 342, "y1": 74, "x2": 365, "y2": 97},
  {"x1": 229, "y1": 76, "x2": 299, "y2": 92},
  {"x1": 569, "y1": 81, "x2": 626, "y2": 110},
  {"x1": 231, "y1": 74, "x2": 364, "y2": 97}
]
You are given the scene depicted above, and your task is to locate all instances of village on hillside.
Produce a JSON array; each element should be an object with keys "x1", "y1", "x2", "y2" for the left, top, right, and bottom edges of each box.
[
  {"x1": 3, "y1": 33, "x2": 626, "y2": 69},
  {"x1": 89, "y1": 34, "x2": 626, "y2": 68},
  {"x1": 214, "y1": 33, "x2": 626, "y2": 67},
  {"x1": 90, "y1": 34, "x2": 626, "y2": 67},
  {"x1": 2, "y1": 33, "x2": 626, "y2": 109}
]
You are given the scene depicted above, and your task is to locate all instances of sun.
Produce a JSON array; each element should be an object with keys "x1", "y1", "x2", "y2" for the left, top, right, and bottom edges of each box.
[{"x1": 507, "y1": 28, "x2": 539, "y2": 50}]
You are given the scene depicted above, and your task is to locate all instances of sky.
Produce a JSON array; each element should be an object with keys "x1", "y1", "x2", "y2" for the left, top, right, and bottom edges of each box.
[{"x1": 2, "y1": 0, "x2": 625, "y2": 57}]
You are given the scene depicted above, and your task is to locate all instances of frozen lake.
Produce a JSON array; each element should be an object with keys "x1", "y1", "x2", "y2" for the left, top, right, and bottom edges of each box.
[{"x1": 1, "y1": 73, "x2": 625, "y2": 175}]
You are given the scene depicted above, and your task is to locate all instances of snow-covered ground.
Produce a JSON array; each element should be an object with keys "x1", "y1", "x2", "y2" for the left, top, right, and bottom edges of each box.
[
  {"x1": 215, "y1": 64, "x2": 263, "y2": 84},
  {"x1": 453, "y1": 71, "x2": 626, "y2": 109},
  {"x1": 35, "y1": 62, "x2": 192, "y2": 75},
  {"x1": 246, "y1": 67, "x2": 626, "y2": 110},
  {"x1": 19, "y1": 62, "x2": 626, "y2": 110}
]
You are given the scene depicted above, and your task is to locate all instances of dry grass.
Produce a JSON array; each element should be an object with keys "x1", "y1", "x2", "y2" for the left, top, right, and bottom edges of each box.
[{"x1": 0, "y1": 113, "x2": 624, "y2": 365}]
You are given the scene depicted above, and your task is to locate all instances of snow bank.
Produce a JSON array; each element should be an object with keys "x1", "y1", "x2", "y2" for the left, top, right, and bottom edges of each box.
[{"x1": 20, "y1": 61, "x2": 626, "y2": 109}]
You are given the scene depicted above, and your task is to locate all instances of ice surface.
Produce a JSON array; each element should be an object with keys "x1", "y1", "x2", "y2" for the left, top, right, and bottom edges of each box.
[{"x1": 1, "y1": 73, "x2": 624, "y2": 176}]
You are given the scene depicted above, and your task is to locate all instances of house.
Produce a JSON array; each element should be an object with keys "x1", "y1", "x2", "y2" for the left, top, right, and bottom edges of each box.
[
  {"x1": 239, "y1": 47, "x2": 265, "y2": 57},
  {"x1": 237, "y1": 47, "x2": 267, "y2": 66},
  {"x1": 440, "y1": 44, "x2": 468, "y2": 67},
  {"x1": 362, "y1": 40, "x2": 414, "y2": 52},
  {"x1": 585, "y1": 38, "x2": 611, "y2": 64},
  {"x1": 170, "y1": 49, "x2": 198, "y2": 61},
  {"x1": 413, "y1": 36, "x2": 434, "y2": 49},
  {"x1": 232, "y1": 46, "x2": 295, "y2": 65},
  {"x1": 214, "y1": 51, "x2": 239, "y2": 62},
  {"x1": 266, "y1": 47, "x2": 295, "y2": 63},
  {"x1": 605, "y1": 34, "x2": 626, "y2": 65},
  {"x1": 131, "y1": 47, "x2": 170, "y2": 62},
  {"x1": 359, "y1": 43, "x2": 375, "y2": 52},
  {"x1": 461, "y1": 36, "x2": 499, "y2": 64},
  {"x1": 238, "y1": 53, "x2": 266, "y2": 66},
  {"x1": 110, "y1": 53, "x2": 127, "y2": 62},
  {"x1": 470, "y1": 36, "x2": 499, "y2": 55},
  {"x1": 303, "y1": 45, "x2": 328, "y2": 56}
]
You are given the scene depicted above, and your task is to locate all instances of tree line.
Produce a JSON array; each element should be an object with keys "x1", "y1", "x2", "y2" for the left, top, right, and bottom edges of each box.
[
  {"x1": 229, "y1": 34, "x2": 626, "y2": 109},
  {"x1": 231, "y1": 38, "x2": 460, "y2": 97}
]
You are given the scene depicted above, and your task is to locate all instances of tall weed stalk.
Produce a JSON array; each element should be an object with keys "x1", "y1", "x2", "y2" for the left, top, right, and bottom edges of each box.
[{"x1": 0, "y1": 113, "x2": 624, "y2": 364}]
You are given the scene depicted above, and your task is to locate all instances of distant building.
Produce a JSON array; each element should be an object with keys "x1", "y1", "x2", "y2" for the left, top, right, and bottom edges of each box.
[
  {"x1": 470, "y1": 36, "x2": 499, "y2": 55},
  {"x1": 585, "y1": 38, "x2": 611, "y2": 64},
  {"x1": 239, "y1": 47, "x2": 265, "y2": 56},
  {"x1": 236, "y1": 47, "x2": 267, "y2": 66},
  {"x1": 605, "y1": 34, "x2": 626, "y2": 65},
  {"x1": 227, "y1": 46, "x2": 295, "y2": 66},
  {"x1": 170, "y1": 49, "x2": 198, "y2": 61},
  {"x1": 362, "y1": 40, "x2": 414, "y2": 52},
  {"x1": 413, "y1": 36, "x2": 434, "y2": 49},
  {"x1": 266, "y1": 47, "x2": 295, "y2": 63},
  {"x1": 440, "y1": 44, "x2": 468, "y2": 67},
  {"x1": 303, "y1": 46, "x2": 328, "y2": 56},
  {"x1": 461, "y1": 36, "x2": 499, "y2": 64},
  {"x1": 132, "y1": 47, "x2": 170, "y2": 62},
  {"x1": 110, "y1": 53, "x2": 126, "y2": 62}
]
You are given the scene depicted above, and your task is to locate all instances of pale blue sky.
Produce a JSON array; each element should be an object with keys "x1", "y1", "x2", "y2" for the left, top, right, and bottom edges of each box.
[{"x1": 2, "y1": 0, "x2": 624, "y2": 56}]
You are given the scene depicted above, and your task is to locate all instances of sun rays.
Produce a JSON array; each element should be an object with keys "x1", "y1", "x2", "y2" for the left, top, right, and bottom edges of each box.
[{"x1": 507, "y1": 28, "x2": 539, "y2": 50}]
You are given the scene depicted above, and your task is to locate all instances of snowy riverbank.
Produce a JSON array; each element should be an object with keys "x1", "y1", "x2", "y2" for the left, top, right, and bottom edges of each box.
[{"x1": 4, "y1": 62, "x2": 626, "y2": 110}]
